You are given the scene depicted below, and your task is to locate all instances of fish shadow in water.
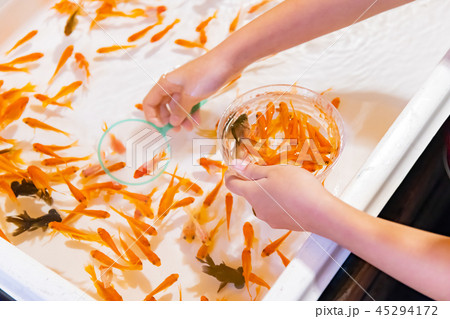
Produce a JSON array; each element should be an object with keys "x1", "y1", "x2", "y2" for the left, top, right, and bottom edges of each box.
[
  {"x1": 191, "y1": 0, "x2": 222, "y2": 16},
  {"x1": 116, "y1": 270, "x2": 152, "y2": 293},
  {"x1": 171, "y1": 47, "x2": 204, "y2": 59},
  {"x1": 143, "y1": 40, "x2": 169, "y2": 59}
]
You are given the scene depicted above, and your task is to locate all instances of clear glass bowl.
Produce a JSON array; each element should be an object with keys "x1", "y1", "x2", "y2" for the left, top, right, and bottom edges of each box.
[{"x1": 217, "y1": 84, "x2": 345, "y2": 180}]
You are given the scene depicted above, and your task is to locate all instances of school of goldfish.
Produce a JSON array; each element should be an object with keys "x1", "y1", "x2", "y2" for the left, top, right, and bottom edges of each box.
[{"x1": 0, "y1": 0, "x2": 338, "y2": 301}]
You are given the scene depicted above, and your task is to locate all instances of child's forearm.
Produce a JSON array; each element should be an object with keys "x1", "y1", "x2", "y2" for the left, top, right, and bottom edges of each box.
[
  {"x1": 213, "y1": 0, "x2": 413, "y2": 73},
  {"x1": 320, "y1": 198, "x2": 450, "y2": 300}
]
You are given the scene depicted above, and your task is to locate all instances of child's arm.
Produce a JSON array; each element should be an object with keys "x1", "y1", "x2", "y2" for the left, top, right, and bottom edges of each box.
[
  {"x1": 143, "y1": 0, "x2": 413, "y2": 128},
  {"x1": 226, "y1": 164, "x2": 450, "y2": 301}
]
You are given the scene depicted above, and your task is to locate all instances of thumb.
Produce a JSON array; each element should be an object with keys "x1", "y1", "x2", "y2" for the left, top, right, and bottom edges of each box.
[
  {"x1": 234, "y1": 163, "x2": 269, "y2": 180},
  {"x1": 225, "y1": 171, "x2": 256, "y2": 197}
]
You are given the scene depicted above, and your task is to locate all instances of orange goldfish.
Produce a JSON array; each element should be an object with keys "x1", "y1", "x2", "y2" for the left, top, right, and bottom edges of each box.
[
  {"x1": 195, "y1": 11, "x2": 217, "y2": 32},
  {"x1": 98, "y1": 8, "x2": 146, "y2": 19},
  {"x1": 196, "y1": 218, "x2": 224, "y2": 259},
  {"x1": 97, "y1": 228, "x2": 121, "y2": 256},
  {"x1": 6, "y1": 30, "x2": 38, "y2": 55},
  {"x1": 23, "y1": 117, "x2": 70, "y2": 136},
  {"x1": 242, "y1": 248, "x2": 252, "y2": 295},
  {"x1": 32, "y1": 143, "x2": 63, "y2": 158},
  {"x1": 128, "y1": 231, "x2": 161, "y2": 266},
  {"x1": 34, "y1": 94, "x2": 71, "y2": 108},
  {"x1": 119, "y1": 236, "x2": 143, "y2": 269},
  {"x1": 164, "y1": 172, "x2": 203, "y2": 196},
  {"x1": 62, "y1": 173, "x2": 86, "y2": 203},
  {"x1": 36, "y1": 79, "x2": 83, "y2": 108},
  {"x1": 120, "y1": 190, "x2": 149, "y2": 203},
  {"x1": 96, "y1": 45, "x2": 136, "y2": 54},
  {"x1": 229, "y1": 9, "x2": 241, "y2": 32},
  {"x1": 199, "y1": 29, "x2": 207, "y2": 45},
  {"x1": 248, "y1": 0, "x2": 272, "y2": 14},
  {"x1": 182, "y1": 208, "x2": 208, "y2": 243},
  {"x1": 157, "y1": 167, "x2": 181, "y2": 218},
  {"x1": 90, "y1": 249, "x2": 138, "y2": 271},
  {"x1": 134, "y1": 103, "x2": 143, "y2": 110},
  {"x1": 200, "y1": 296, "x2": 209, "y2": 301},
  {"x1": 3, "y1": 53, "x2": 44, "y2": 66},
  {"x1": 0, "y1": 180, "x2": 18, "y2": 203},
  {"x1": 248, "y1": 273, "x2": 270, "y2": 290},
  {"x1": 0, "y1": 227, "x2": 10, "y2": 243},
  {"x1": 0, "y1": 83, "x2": 34, "y2": 101},
  {"x1": 41, "y1": 155, "x2": 90, "y2": 166},
  {"x1": 49, "y1": 222, "x2": 101, "y2": 243},
  {"x1": 98, "y1": 266, "x2": 113, "y2": 289},
  {"x1": 171, "y1": 196, "x2": 195, "y2": 210},
  {"x1": 110, "y1": 134, "x2": 125, "y2": 154},
  {"x1": 52, "y1": 0, "x2": 79, "y2": 15},
  {"x1": 64, "y1": 209, "x2": 110, "y2": 219},
  {"x1": 50, "y1": 81, "x2": 82, "y2": 102},
  {"x1": 0, "y1": 65, "x2": 28, "y2": 73},
  {"x1": 276, "y1": 249, "x2": 290, "y2": 267},
  {"x1": 74, "y1": 53, "x2": 90, "y2": 78},
  {"x1": 60, "y1": 203, "x2": 85, "y2": 225},
  {"x1": 134, "y1": 150, "x2": 167, "y2": 179},
  {"x1": 242, "y1": 222, "x2": 255, "y2": 296},
  {"x1": 49, "y1": 45, "x2": 74, "y2": 84},
  {"x1": 81, "y1": 161, "x2": 125, "y2": 180},
  {"x1": 0, "y1": 155, "x2": 27, "y2": 178},
  {"x1": 85, "y1": 264, "x2": 123, "y2": 301},
  {"x1": 27, "y1": 165, "x2": 54, "y2": 194},
  {"x1": 144, "y1": 274, "x2": 179, "y2": 301},
  {"x1": 202, "y1": 174, "x2": 224, "y2": 208},
  {"x1": 243, "y1": 222, "x2": 254, "y2": 250},
  {"x1": 150, "y1": 19, "x2": 180, "y2": 43},
  {"x1": 0, "y1": 97, "x2": 29, "y2": 130},
  {"x1": 83, "y1": 181, "x2": 123, "y2": 192},
  {"x1": 225, "y1": 192, "x2": 233, "y2": 239},
  {"x1": 261, "y1": 230, "x2": 292, "y2": 257},
  {"x1": 198, "y1": 157, "x2": 227, "y2": 174},
  {"x1": 110, "y1": 206, "x2": 157, "y2": 236},
  {"x1": 331, "y1": 97, "x2": 341, "y2": 109},
  {"x1": 174, "y1": 39, "x2": 207, "y2": 50},
  {"x1": 48, "y1": 166, "x2": 79, "y2": 182},
  {"x1": 127, "y1": 7, "x2": 165, "y2": 43}
]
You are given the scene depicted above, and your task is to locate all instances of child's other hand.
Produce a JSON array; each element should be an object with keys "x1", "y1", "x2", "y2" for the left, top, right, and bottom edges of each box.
[
  {"x1": 225, "y1": 164, "x2": 335, "y2": 233},
  {"x1": 142, "y1": 52, "x2": 236, "y2": 131}
]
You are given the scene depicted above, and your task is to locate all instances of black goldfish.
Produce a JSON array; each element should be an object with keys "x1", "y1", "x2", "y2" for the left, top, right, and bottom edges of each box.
[
  {"x1": 10, "y1": 179, "x2": 53, "y2": 205},
  {"x1": 6, "y1": 209, "x2": 62, "y2": 236},
  {"x1": 197, "y1": 255, "x2": 245, "y2": 292}
]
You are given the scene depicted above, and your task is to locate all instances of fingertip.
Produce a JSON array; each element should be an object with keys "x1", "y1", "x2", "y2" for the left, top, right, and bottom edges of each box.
[
  {"x1": 224, "y1": 172, "x2": 251, "y2": 197},
  {"x1": 159, "y1": 103, "x2": 170, "y2": 126},
  {"x1": 169, "y1": 114, "x2": 184, "y2": 127},
  {"x1": 181, "y1": 118, "x2": 194, "y2": 131}
]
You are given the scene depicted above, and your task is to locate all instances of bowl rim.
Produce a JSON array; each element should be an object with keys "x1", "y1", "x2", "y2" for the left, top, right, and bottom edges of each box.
[{"x1": 217, "y1": 84, "x2": 346, "y2": 179}]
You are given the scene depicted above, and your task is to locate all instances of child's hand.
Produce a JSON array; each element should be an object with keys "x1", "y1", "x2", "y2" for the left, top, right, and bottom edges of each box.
[
  {"x1": 225, "y1": 164, "x2": 336, "y2": 233},
  {"x1": 142, "y1": 51, "x2": 237, "y2": 131}
]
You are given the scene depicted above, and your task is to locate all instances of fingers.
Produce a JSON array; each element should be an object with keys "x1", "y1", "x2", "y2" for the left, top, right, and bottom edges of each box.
[
  {"x1": 143, "y1": 78, "x2": 170, "y2": 126},
  {"x1": 158, "y1": 100, "x2": 171, "y2": 126},
  {"x1": 180, "y1": 117, "x2": 194, "y2": 131},
  {"x1": 225, "y1": 170, "x2": 257, "y2": 197},
  {"x1": 168, "y1": 93, "x2": 187, "y2": 127},
  {"x1": 234, "y1": 163, "x2": 269, "y2": 180}
]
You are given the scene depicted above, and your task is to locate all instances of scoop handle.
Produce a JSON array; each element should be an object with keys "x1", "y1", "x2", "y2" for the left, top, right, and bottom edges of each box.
[{"x1": 159, "y1": 100, "x2": 207, "y2": 135}]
